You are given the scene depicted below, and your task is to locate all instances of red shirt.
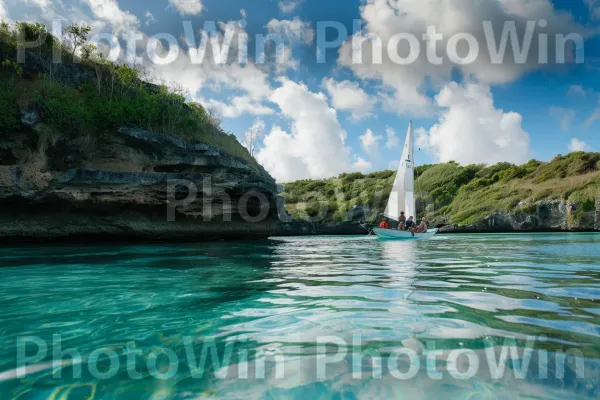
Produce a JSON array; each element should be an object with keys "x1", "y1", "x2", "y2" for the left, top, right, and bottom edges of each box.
[{"x1": 379, "y1": 221, "x2": 389, "y2": 229}]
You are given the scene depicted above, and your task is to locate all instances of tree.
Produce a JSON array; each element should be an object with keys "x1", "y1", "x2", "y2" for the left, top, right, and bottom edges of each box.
[
  {"x1": 206, "y1": 108, "x2": 223, "y2": 144},
  {"x1": 0, "y1": 21, "x2": 11, "y2": 42},
  {"x1": 206, "y1": 108, "x2": 222, "y2": 129},
  {"x1": 81, "y1": 43, "x2": 96, "y2": 60},
  {"x1": 64, "y1": 24, "x2": 92, "y2": 58},
  {"x1": 242, "y1": 119, "x2": 265, "y2": 157}
]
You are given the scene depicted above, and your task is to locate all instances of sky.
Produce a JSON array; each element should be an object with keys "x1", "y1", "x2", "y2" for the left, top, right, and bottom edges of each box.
[{"x1": 2, "y1": 0, "x2": 599, "y2": 182}]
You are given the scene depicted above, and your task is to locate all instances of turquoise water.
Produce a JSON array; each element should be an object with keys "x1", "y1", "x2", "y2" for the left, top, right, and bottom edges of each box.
[{"x1": 0, "y1": 234, "x2": 599, "y2": 399}]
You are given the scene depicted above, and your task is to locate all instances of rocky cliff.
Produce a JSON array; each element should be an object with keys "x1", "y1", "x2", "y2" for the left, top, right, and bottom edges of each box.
[
  {"x1": 0, "y1": 114, "x2": 281, "y2": 243},
  {"x1": 438, "y1": 200, "x2": 600, "y2": 233}
]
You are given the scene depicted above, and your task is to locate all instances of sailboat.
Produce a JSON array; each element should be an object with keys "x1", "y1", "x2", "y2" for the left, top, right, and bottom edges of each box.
[{"x1": 373, "y1": 121, "x2": 438, "y2": 240}]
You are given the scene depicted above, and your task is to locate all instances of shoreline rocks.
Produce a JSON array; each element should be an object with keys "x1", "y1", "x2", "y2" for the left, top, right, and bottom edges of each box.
[{"x1": 274, "y1": 200, "x2": 600, "y2": 236}]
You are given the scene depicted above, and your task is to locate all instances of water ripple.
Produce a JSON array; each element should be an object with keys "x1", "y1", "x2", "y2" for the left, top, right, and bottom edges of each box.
[{"x1": 0, "y1": 233, "x2": 598, "y2": 398}]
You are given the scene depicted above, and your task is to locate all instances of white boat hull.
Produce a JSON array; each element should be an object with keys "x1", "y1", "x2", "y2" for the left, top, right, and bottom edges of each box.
[{"x1": 373, "y1": 228, "x2": 438, "y2": 240}]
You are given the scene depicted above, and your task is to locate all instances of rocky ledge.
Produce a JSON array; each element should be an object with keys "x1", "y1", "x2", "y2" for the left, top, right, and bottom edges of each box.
[{"x1": 0, "y1": 117, "x2": 282, "y2": 243}]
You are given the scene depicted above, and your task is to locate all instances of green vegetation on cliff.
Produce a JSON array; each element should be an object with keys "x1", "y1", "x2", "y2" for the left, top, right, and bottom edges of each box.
[
  {"x1": 282, "y1": 152, "x2": 600, "y2": 225},
  {"x1": 0, "y1": 21, "x2": 258, "y2": 167}
]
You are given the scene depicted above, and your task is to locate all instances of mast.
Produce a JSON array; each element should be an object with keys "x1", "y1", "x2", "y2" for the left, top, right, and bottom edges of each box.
[{"x1": 405, "y1": 121, "x2": 416, "y2": 219}]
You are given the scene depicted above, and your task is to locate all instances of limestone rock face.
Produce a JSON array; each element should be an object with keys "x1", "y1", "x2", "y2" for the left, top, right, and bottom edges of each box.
[
  {"x1": 0, "y1": 125, "x2": 280, "y2": 242},
  {"x1": 439, "y1": 200, "x2": 598, "y2": 233}
]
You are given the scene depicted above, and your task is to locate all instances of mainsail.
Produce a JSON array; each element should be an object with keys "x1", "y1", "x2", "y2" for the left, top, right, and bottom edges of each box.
[{"x1": 384, "y1": 122, "x2": 415, "y2": 221}]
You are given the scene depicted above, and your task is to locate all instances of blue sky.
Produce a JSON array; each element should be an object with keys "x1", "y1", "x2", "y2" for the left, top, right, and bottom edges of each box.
[{"x1": 2, "y1": 0, "x2": 599, "y2": 182}]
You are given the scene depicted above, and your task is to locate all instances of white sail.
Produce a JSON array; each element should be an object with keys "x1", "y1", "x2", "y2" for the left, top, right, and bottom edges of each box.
[{"x1": 384, "y1": 122, "x2": 415, "y2": 221}]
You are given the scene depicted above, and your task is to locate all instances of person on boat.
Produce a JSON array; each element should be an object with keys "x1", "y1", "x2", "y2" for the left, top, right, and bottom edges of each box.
[
  {"x1": 404, "y1": 216, "x2": 415, "y2": 231},
  {"x1": 379, "y1": 219, "x2": 390, "y2": 229},
  {"x1": 416, "y1": 217, "x2": 428, "y2": 233},
  {"x1": 398, "y1": 212, "x2": 407, "y2": 230}
]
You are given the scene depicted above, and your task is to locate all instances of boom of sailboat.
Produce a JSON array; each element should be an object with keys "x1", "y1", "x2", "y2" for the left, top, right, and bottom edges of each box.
[{"x1": 372, "y1": 121, "x2": 438, "y2": 240}]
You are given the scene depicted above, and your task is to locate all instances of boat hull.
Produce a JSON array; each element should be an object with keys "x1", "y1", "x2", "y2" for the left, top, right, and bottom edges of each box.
[{"x1": 373, "y1": 228, "x2": 438, "y2": 240}]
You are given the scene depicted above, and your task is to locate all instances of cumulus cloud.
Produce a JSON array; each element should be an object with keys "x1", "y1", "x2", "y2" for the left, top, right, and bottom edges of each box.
[
  {"x1": 256, "y1": 79, "x2": 355, "y2": 181},
  {"x1": 353, "y1": 157, "x2": 373, "y2": 172},
  {"x1": 549, "y1": 107, "x2": 576, "y2": 131},
  {"x1": 151, "y1": 21, "x2": 274, "y2": 118},
  {"x1": 168, "y1": 0, "x2": 203, "y2": 15},
  {"x1": 86, "y1": 0, "x2": 139, "y2": 30},
  {"x1": 385, "y1": 126, "x2": 400, "y2": 149},
  {"x1": 360, "y1": 129, "x2": 383, "y2": 159},
  {"x1": 417, "y1": 82, "x2": 531, "y2": 165},
  {"x1": 0, "y1": 1, "x2": 7, "y2": 21},
  {"x1": 279, "y1": 0, "x2": 303, "y2": 14},
  {"x1": 322, "y1": 78, "x2": 376, "y2": 120},
  {"x1": 200, "y1": 96, "x2": 274, "y2": 118},
  {"x1": 569, "y1": 138, "x2": 591, "y2": 152},
  {"x1": 338, "y1": 0, "x2": 583, "y2": 116},
  {"x1": 266, "y1": 17, "x2": 315, "y2": 44},
  {"x1": 145, "y1": 11, "x2": 156, "y2": 26}
]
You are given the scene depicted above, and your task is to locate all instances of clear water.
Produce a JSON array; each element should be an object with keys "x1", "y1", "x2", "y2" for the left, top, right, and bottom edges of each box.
[{"x1": 0, "y1": 234, "x2": 599, "y2": 399}]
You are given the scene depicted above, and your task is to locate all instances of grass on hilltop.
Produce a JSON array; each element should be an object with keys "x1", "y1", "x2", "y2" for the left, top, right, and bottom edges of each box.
[
  {"x1": 0, "y1": 21, "x2": 259, "y2": 169},
  {"x1": 281, "y1": 152, "x2": 600, "y2": 225}
]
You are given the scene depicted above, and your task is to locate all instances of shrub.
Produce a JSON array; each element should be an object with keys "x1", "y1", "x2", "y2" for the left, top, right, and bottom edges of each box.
[
  {"x1": 0, "y1": 89, "x2": 19, "y2": 132},
  {"x1": 568, "y1": 190, "x2": 597, "y2": 212}
]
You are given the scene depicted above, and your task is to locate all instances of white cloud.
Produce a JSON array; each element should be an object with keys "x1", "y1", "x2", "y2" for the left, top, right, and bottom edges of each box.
[
  {"x1": 256, "y1": 79, "x2": 355, "y2": 181},
  {"x1": 353, "y1": 157, "x2": 373, "y2": 172},
  {"x1": 86, "y1": 0, "x2": 139, "y2": 30},
  {"x1": 4, "y1": 0, "x2": 94, "y2": 24},
  {"x1": 584, "y1": 95, "x2": 600, "y2": 128},
  {"x1": 201, "y1": 96, "x2": 275, "y2": 118},
  {"x1": 266, "y1": 17, "x2": 314, "y2": 45},
  {"x1": 278, "y1": 0, "x2": 303, "y2": 14},
  {"x1": 24, "y1": 0, "x2": 52, "y2": 11},
  {"x1": 418, "y1": 82, "x2": 531, "y2": 165},
  {"x1": 0, "y1": 1, "x2": 7, "y2": 21},
  {"x1": 567, "y1": 84, "x2": 587, "y2": 98},
  {"x1": 360, "y1": 129, "x2": 382, "y2": 159},
  {"x1": 168, "y1": 0, "x2": 203, "y2": 15},
  {"x1": 265, "y1": 18, "x2": 314, "y2": 72},
  {"x1": 549, "y1": 107, "x2": 576, "y2": 131},
  {"x1": 151, "y1": 22, "x2": 274, "y2": 118},
  {"x1": 145, "y1": 11, "x2": 156, "y2": 26},
  {"x1": 338, "y1": 0, "x2": 583, "y2": 116},
  {"x1": 385, "y1": 126, "x2": 400, "y2": 149},
  {"x1": 569, "y1": 138, "x2": 591, "y2": 152},
  {"x1": 322, "y1": 78, "x2": 376, "y2": 120}
]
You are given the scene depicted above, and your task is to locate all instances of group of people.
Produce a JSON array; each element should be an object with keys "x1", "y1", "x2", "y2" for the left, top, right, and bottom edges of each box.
[{"x1": 378, "y1": 212, "x2": 429, "y2": 233}]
